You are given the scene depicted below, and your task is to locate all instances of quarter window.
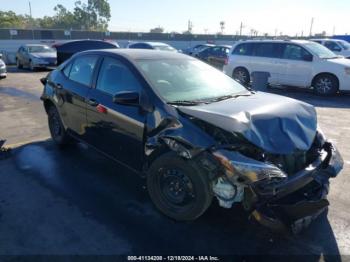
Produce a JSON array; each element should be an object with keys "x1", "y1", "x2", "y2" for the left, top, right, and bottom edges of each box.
[
  {"x1": 96, "y1": 57, "x2": 142, "y2": 96},
  {"x1": 69, "y1": 56, "x2": 99, "y2": 86},
  {"x1": 232, "y1": 43, "x2": 253, "y2": 56}
]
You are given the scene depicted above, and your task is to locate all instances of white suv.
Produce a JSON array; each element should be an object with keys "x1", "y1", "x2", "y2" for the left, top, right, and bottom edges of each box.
[
  {"x1": 223, "y1": 40, "x2": 350, "y2": 95},
  {"x1": 311, "y1": 38, "x2": 350, "y2": 58}
]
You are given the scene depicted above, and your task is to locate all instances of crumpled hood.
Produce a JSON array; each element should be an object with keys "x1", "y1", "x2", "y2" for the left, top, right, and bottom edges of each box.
[{"x1": 178, "y1": 92, "x2": 317, "y2": 154}]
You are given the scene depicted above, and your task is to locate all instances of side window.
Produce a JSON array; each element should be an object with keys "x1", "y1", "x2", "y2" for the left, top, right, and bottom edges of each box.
[
  {"x1": 232, "y1": 43, "x2": 253, "y2": 56},
  {"x1": 282, "y1": 44, "x2": 311, "y2": 61},
  {"x1": 62, "y1": 62, "x2": 72, "y2": 77},
  {"x1": 96, "y1": 57, "x2": 142, "y2": 96},
  {"x1": 69, "y1": 55, "x2": 99, "y2": 86},
  {"x1": 254, "y1": 43, "x2": 273, "y2": 58},
  {"x1": 324, "y1": 41, "x2": 341, "y2": 51}
]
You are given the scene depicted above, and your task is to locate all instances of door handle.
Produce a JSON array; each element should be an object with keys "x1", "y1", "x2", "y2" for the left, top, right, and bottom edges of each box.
[
  {"x1": 87, "y1": 98, "x2": 99, "y2": 107},
  {"x1": 56, "y1": 83, "x2": 63, "y2": 89}
]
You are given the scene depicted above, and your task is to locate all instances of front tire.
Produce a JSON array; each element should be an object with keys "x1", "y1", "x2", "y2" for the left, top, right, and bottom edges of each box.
[
  {"x1": 29, "y1": 60, "x2": 35, "y2": 71},
  {"x1": 147, "y1": 153, "x2": 213, "y2": 221},
  {"x1": 48, "y1": 105, "x2": 71, "y2": 146},
  {"x1": 313, "y1": 74, "x2": 339, "y2": 96},
  {"x1": 233, "y1": 67, "x2": 250, "y2": 86},
  {"x1": 16, "y1": 58, "x2": 23, "y2": 69}
]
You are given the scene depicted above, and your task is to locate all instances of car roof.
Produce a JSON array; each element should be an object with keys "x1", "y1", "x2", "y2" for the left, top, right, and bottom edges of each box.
[
  {"x1": 24, "y1": 44, "x2": 50, "y2": 47},
  {"x1": 234, "y1": 39, "x2": 312, "y2": 45},
  {"x1": 130, "y1": 42, "x2": 171, "y2": 47},
  {"x1": 78, "y1": 49, "x2": 193, "y2": 61}
]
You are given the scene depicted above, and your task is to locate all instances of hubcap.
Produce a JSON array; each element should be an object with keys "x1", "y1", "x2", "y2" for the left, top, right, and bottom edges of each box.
[
  {"x1": 235, "y1": 70, "x2": 248, "y2": 84},
  {"x1": 159, "y1": 168, "x2": 195, "y2": 207},
  {"x1": 315, "y1": 77, "x2": 333, "y2": 94}
]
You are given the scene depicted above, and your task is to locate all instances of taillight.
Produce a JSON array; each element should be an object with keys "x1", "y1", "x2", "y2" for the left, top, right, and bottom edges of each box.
[{"x1": 224, "y1": 57, "x2": 229, "y2": 65}]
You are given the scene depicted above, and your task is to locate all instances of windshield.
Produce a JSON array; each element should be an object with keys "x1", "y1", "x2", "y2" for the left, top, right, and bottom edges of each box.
[
  {"x1": 304, "y1": 42, "x2": 338, "y2": 59},
  {"x1": 136, "y1": 59, "x2": 248, "y2": 103},
  {"x1": 154, "y1": 45, "x2": 176, "y2": 52},
  {"x1": 28, "y1": 45, "x2": 55, "y2": 53},
  {"x1": 337, "y1": 40, "x2": 350, "y2": 50}
]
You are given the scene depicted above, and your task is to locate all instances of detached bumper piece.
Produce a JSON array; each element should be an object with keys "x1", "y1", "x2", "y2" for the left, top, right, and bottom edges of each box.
[
  {"x1": 251, "y1": 142, "x2": 343, "y2": 233},
  {"x1": 0, "y1": 140, "x2": 11, "y2": 160}
]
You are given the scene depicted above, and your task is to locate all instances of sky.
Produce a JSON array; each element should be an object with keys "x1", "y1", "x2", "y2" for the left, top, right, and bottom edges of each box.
[{"x1": 1, "y1": 0, "x2": 349, "y2": 36}]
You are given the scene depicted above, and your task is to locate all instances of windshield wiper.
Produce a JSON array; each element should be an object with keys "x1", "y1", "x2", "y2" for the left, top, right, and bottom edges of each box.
[
  {"x1": 207, "y1": 93, "x2": 252, "y2": 103},
  {"x1": 168, "y1": 100, "x2": 205, "y2": 106}
]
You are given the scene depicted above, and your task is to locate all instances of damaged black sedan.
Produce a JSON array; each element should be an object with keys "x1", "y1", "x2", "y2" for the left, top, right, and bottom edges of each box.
[{"x1": 41, "y1": 49, "x2": 343, "y2": 232}]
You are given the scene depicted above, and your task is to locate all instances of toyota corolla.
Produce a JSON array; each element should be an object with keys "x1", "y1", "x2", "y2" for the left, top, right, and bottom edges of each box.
[{"x1": 40, "y1": 49, "x2": 343, "y2": 233}]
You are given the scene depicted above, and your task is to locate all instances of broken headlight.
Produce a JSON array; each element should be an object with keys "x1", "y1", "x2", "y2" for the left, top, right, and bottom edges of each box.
[{"x1": 213, "y1": 150, "x2": 287, "y2": 184}]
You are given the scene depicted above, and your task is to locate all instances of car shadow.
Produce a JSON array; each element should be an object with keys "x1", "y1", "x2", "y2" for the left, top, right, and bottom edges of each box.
[
  {"x1": 6, "y1": 140, "x2": 342, "y2": 257},
  {"x1": 0, "y1": 86, "x2": 40, "y2": 101},
  {"x1": 260, "y1": 86, "x2": 350, "y2": 109}
]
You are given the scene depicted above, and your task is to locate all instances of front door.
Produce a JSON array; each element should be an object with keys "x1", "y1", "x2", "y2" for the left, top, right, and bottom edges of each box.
[
  {"x1": 85, "y1": 56, "x2": 146, "y2": 170},
  {"x1": 278, "y1": 44, "x2": 313, "y2": 87}
]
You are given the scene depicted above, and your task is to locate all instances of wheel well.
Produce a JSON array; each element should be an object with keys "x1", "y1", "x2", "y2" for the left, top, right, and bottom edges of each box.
[
  {"x1": 312, "y1": 72, "x2": 339, "y2": 88},
  {"x1": 43, "y1": 99, "x2": 55, "y2": 113}
]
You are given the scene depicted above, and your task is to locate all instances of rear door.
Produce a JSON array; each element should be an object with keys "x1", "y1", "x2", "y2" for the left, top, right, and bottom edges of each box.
[
  {"x1": 250, "y1": 42, "x2": 283, "y2": 84},
  {"x1": 55, "y1": 55, "x2": 99, "y2": 137},
  {"x1": 85, "y1": 56, "x2": 146, "y2": 170},
  {"x1": 278, "y1": 43, "x2": 313, "y2": 87}
]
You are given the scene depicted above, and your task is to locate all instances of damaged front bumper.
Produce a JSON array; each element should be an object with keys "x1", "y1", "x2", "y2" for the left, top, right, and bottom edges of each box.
[{"x1": 212, "y1": 141, "x2": 343, "y2": 232}]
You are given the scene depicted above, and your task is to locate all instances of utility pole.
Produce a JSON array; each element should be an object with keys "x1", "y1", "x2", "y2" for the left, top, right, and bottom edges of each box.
[
  {"x1": 239, "y1": 22, "x2": 243, "y2": 36},
  {"x1": 29, "y1": 1, "x2": 32, "y2": 19},
  {"x1": 309, "y1": 17, "x2": 314, "y2": 37},
  {"x1": 29, "y1": 1, "x2": 34, "y2": 39}
]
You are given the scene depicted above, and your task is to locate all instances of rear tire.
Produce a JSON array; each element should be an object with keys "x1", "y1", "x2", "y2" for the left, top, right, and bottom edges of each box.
[
  {"x1": 47, "y1": 105, "x2": 71, "y2": 147},
  {"x1": 233, "y1": 67, "x2": 250, "y2": 86},
  {"x1": 313, "y1": 74, "x2": 339, "y2": 96},
  {"x1": 147, "y1": 153, "x2": 213, "y2": 221}
]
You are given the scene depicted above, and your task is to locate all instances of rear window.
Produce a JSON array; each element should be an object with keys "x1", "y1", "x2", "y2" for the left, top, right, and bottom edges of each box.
[{"x1": 232, "y1": 43, "x2": 253, "y2": 56}]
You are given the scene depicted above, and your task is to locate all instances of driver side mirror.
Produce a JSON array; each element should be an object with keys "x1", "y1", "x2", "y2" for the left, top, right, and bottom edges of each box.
[{"x1": 113, "y1": 91, "x2": 140, "y2": 106}]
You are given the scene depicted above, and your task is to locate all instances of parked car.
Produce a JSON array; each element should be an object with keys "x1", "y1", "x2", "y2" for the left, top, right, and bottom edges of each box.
[
  {"x1": 53, "y1": 40, "x2": 119, "y2": 65},
  {"x1": 224, "y1": 40, "x2": 350, "y2": 95},
  {"x1": 311, "y1": 38, "x2": 350, "y2": 58},
  {"x1": 0, "y1": 53, "x2": 7, "y2": 79},
  {"x1": 183, "y1": 44, "x2": 215, "y2": 56},
  {"x1": 197, "y1": 45, "x2": 231, "y2": 70},
  {"x1": 127, "y1": 42, "x2": 177, "y2": 52},
  {"x1": 16, "y1": 44, "x2": 57, "y2": 71},
  {"x1": 41, "y1": 49, "x2": 343, "y2": 232}
]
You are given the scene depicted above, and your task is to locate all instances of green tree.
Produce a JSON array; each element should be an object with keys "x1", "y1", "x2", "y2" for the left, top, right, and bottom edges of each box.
[
  {"x1": 73, "y1": 0, "x2": 111, "y2": 30},
  {"x1": 0, "y1": 11, "x2": 25, "y2": 28},
  {"x1": 0, "y1": 0, "x2": 111, "y2": 30}
]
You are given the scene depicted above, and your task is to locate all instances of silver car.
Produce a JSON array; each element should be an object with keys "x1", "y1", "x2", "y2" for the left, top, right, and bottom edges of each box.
[
  {"x1": 16, "y1": 44, "x2": 57, "y2": 71},
  {"x1": 0, "y1": 53, "x2": 7, "y2": 79}
]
